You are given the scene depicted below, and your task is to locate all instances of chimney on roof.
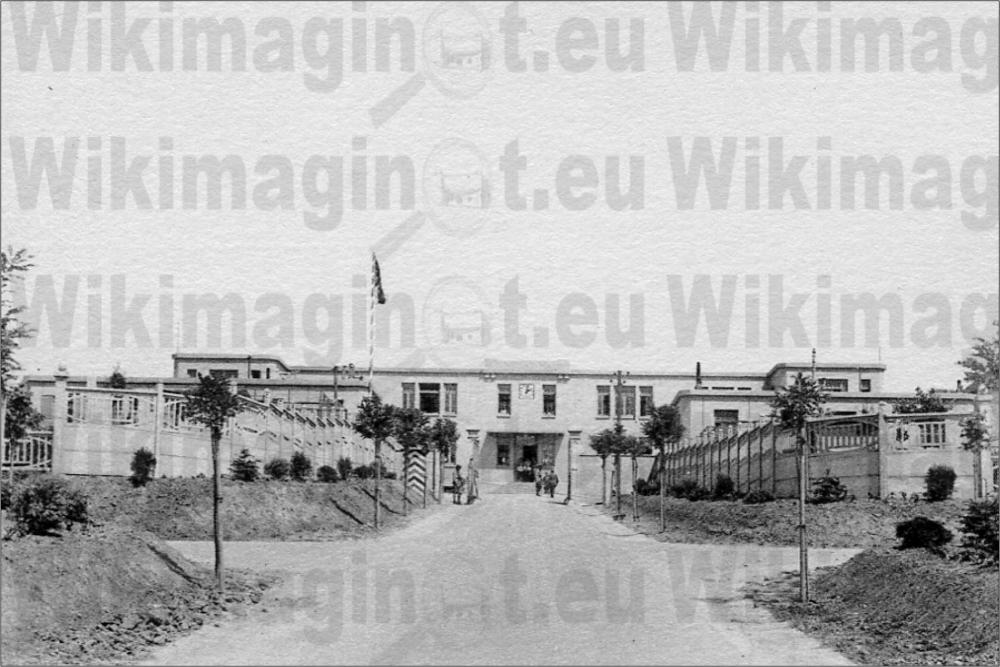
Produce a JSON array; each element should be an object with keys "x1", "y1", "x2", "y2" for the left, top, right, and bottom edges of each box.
[{"x1": 695, "y1": 362, "x2": 702, "y2": 388}]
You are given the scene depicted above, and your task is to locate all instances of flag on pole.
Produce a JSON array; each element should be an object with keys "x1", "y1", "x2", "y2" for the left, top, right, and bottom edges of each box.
[
  {"x1": 372, "y1": 254, "x2": 386, "y2": 305},
  {"x1": 368, "y1": 252, "x2": 386, "y2": 392}
]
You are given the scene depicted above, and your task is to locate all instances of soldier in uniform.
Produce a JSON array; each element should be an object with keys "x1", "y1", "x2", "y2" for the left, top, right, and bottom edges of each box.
[{"x1": 545, "y1": 470, "x2": 559, "y2": 498}]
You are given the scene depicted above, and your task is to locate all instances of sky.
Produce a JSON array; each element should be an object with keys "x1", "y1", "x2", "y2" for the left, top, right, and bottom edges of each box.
[{"x1": 2, "y1": 1, "x2": 998, "y2": 392}]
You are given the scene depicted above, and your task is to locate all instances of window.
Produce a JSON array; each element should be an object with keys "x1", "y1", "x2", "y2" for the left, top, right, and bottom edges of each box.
[
  {"x1": 620, "y1": 386, "x2": 636, "y2": 418},
  {"x1": 497, "y1": 384, "x2": 511, "y2": 416},
  {"x1": 542, "y1": 384, "x2": 556, "y2": 416},
  {"x1": 186, "y1": 369, "x2": 198, "y2": 378},
  {"x1": 209, "y1": 369, "x2": 237, "y2": 379},
  {"x1": 639, "y1": 386, "x2": 654, "y2": 417},
  {"x1": 819, "y1": 378, "x2": 849, "y2": 392},
  {"x1": 419, "y1": 383, "x2": 440, "y2": 414},
  {"x1": 860, "y1": 379, "x2": 872, "y2": 392},
  {"x1": 714, "y1": 409, "x2": 740, "y2": 428},
  {"x1": 265, "y1": 368, "x2": 271, "y2": 379},
  {"x1": 710, "y1": 386, "x2": 734, "y2": 391},
  {"x1": 497, "y1": 439, "x2": 511, "y2": 466},
  {"x1": 597, "y1": 386, "x2": 611, "y2": 417},
  {"x1": 112, "y1": 395, "x2": 139, "y2": 425},
  {"x1": 918, "y1": 422, "x2": 946, "y2": 447},
  {"x1": 250, "y1": 370, "x2": 261, "y2": 379},
  {"x1": 444, "y1": 383, "x2": 458, "y2": 415},
  {"x1": 401, "y1": 383, "x2": 415, "y2": 409}
]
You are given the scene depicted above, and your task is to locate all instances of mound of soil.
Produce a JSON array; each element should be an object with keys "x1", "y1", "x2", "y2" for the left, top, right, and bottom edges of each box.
[
  {"x1": 1, "y1": 525, "x2": 273, "y2": 665},
  {"x1": 76, "y1": 477, "x2": 427, "y2": 540},
  {"x1": 748, "y1": 548, "x2": 1000, "y2": 665},
  {"x1": 615, "y1": 494, "x2": 967, "y2": 549}
]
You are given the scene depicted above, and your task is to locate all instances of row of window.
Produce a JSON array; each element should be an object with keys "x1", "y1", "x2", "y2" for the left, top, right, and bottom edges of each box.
[{"x1": 401, "y1": 382, "x2": 659, "y2": 419}]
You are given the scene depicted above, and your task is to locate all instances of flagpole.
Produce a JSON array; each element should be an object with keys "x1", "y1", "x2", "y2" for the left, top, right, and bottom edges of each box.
[{"x1": 368, "y1": 252, "x2": 376, "y2": 396}]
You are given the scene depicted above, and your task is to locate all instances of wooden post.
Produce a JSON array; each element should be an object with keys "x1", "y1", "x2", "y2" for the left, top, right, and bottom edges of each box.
[{"x1": 771, "y1": 425, "x2": 778, "y2": 496}]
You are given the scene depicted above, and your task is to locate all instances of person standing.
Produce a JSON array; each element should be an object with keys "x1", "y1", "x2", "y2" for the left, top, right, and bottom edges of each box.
[
  {"x1": 546, "y1": 470, "x2": 559, "y2": 498},
  {"x1": 452, "y1": 465, "x2": 465, "y2": 505}
]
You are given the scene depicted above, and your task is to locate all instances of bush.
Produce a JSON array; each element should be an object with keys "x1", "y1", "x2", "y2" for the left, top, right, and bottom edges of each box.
[
  {"x1": 316, "y1": 465, "x2": 339, "y2": 483},
  {"x1": 129, "y1": 448, "x2": 157, "y2": 487},
  {"x1": 229, "y1": 449, "x2": 260, "y2": 482},
  {"x1": 289, "y1": 451, "x2": 312, "y2": 481},
  {"x1": 895, "y1": 516, "x2": 953, "y2": 554},
  {"x1": 670, "y1": 478, "x2": 710, "y2": 501},
  {"x1": 336, "y1": 456, "x2": 353, "y2": 480},
  {"x1": 924, "y1": 465, "x2": 957, "y2": 501},
  {"x1": 743, "y1": 489, "x2": 775, "y2": 504},
  {"x1": 634, "y1": 479, "x2": 660, "y2": 496},
  {"x1": 712, "y1": 474, "x2": 735, "y2": 500},
  {"x1": 354, "y1": 463, "x2": 374, "y2": 479},
  {"x1": 9, "y1": 476, "x2": 88, "y2": 536},
  {"x1": 958, "y1": 498, "x2": 999, "y2": 563},
  {"x1": 809, "y1": 475, "x2": 848, "y2": 504},
  {"x1": 264, "y1": 457, "x2": 290, "y2": 481}
]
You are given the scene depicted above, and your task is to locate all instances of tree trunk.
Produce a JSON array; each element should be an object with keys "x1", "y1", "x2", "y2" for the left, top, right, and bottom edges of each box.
[
  {"x1": 631, "y1": 456, "x2": 639, "y2": 522},
  {"x1": 614, "y1": 452, "x2": 622, "y2": 518},
  {"x1": 600, "y1": 458, "x2": 607, "y2": 505},
  {"x1": 797, "y1": 432, "x2": 809, "y2": 603},
  {"x1": 374, "y1": 440, "x2": 382, "y2": 530},
  {"x1": 211, "y1": 431, "x2": 224, "y2": 593},
  {"x1": 659, "y1": 444, "x2": 666, "y2": 532},
  {"x1": 973, "y1": 448, "x2": 983, "y2": 500},
  {"x1": 402, "y1": 448, "x2": 409, "y2": 516}
]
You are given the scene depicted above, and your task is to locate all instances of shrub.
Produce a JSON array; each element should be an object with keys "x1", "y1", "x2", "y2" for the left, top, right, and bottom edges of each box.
[
  {"x1": 712, "y1": 474, "x2": 735, "y2": 500},
  {"x1": 895, "y1": 516, "x2": 952, "y2": 554},
  {"x1": 264, "y1": 457, "x2": 290, "y2": 480},
  {"x1": 743, "y1": 489, "x2": 775, "y2": 504},
  {"x1": 336, "y1": 457, "x2": 353, "y2": 480},
  {"x1": 958, "y1": 498, "x2": 999, "y2": 563},
  {"x1": 635, "y1": 479, "x2": 660, "y2": 496},
  {"x1": 924, "y1": 465, "x2": 957, "y2": 501},
  {"x1": 316, "y1": 465, "x2": 339, "y2": 483},
  {"x1": 354, "y1": 463, "x2": 374, "y2": 480},
  {"x1": 9, "y1": 476, "x2": 88, "y2": 536},
  {"x1": 809, "y1": 475, "x2": 848, "y2": 504},
  {"x1": 129, "y1": 448, "x2": 157, "y2": 487},
  {"x1": 670, "y1": 478, "x2": 710, "y2": 501},
  {"x1": 290, "y1": 451, "x2": 313, "y2": 481},
  {"x1": 229, "y1": 449, "x2": 260, "y2": 482}
]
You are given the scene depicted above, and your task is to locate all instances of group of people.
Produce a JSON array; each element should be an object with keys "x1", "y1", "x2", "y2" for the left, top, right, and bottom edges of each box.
[
  {"x1": 451, "y1": 464, "x2": 479, "y2": 505},
  {"x1": 535, "y1": 469, "x2": 560, "y2": 498}
]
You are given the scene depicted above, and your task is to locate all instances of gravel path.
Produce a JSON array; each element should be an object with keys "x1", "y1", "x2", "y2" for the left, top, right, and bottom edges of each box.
[{"x1": 141, "y1": 495, "x2": 859, "y2": 665}]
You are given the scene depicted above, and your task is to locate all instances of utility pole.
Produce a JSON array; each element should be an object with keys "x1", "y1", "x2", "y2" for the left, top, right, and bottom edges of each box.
[{"x1": 610, "y1": 370, "x2": 629, "y2": 521}]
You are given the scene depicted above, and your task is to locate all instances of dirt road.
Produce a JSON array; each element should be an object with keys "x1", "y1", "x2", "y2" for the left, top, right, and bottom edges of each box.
[{"x1": 142, "y1": 495, "x2": 858, "y2": 665}]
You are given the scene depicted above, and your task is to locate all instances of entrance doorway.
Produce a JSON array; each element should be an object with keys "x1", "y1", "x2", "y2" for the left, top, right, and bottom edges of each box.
[{"x1": 518, "y1": 444, "x2": 538, "y2": 481}]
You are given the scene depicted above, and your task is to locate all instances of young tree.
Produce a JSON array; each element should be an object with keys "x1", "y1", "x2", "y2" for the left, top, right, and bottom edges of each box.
[
  {"x1": 961, "y1": 412, "x2": 991, "y2": 500},
  {"x1": 109, "y1": 367, "x2": 127, "y2": 389},
  {"x1": 185, "y1": 374, "x2": 244, "y2": 591},
  {"x1": 958, "y1": 321, "x2": 1000, "y2": 393},
  {"x1": 352, "y1": 394, "x2": 396, "y2": 529},
  {"x1": 619, "y1": 434, "x2": 648, "y2": 522},
  {"x1": 1, "y1": 248, "x2": 36, "y2": 448},
  {"x1": 3, "y1": 384, "x2": 43, "y2": 442},
  {"x1": 392, "y1": 406, "x2": 430, "y2": 514},
  {"x1": 642, "y1": 404, "x2": 685, "y2": 532},
  {"x1": 771, "y1": 372, "x2": 826, "y2": 602},
  {"x1": 428, "y1": 417, "x2": 458, "y2": 504},
  {"x1": 588, "y1": 428, "x2": 616, "y2": 506},
  {"x1": 959, "y1": 323, "x2": 999, "y2": 498}
]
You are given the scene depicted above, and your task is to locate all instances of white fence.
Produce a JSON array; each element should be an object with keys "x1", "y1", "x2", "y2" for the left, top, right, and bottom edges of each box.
[{"x1": 29, "y1": 383, "x2": 401, "y2": 479}]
